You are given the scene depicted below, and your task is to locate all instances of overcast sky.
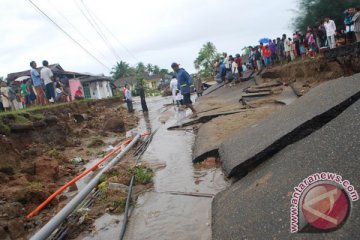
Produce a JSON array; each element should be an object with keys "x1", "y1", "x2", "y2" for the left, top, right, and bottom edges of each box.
[{"x1": 1, "y1": 0, "x2": 298, "y2": 78}]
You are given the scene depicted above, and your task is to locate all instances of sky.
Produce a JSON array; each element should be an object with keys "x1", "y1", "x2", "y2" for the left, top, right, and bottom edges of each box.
[{"x1": 0, "y1": 0, "x2": 298, "y2": 78}]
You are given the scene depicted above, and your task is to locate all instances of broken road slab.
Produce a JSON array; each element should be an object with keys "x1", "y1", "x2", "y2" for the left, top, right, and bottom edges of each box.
[
  {"x1": 219, "y1": 73, "x2": 360, "y2": 178},
  {"x1": 212, "y1": 99, "x2": 360, "y2": 239},
  {"x1": 168, "y1": 110, "x2": 249, "y2": 130},
  {"x1": 202, "y1": 82, "x2": 225, "y2": 96}
]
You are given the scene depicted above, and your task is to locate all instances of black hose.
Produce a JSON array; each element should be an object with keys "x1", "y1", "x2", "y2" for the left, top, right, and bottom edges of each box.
[
  {"x1": 119, "y1": 176, "x2": 135, "y2": 239},
  {"x1": 119, "y1": 175, "x2": 135, "y2": 240}
]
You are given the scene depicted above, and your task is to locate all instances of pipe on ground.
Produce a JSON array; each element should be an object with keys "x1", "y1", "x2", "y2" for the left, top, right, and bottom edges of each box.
[
  {"x1": 119, "y1": 175, "x2": 135, "y2": 240},
  {"x1": 30, "y1": 134, "x2": 141, "y2": 240}
]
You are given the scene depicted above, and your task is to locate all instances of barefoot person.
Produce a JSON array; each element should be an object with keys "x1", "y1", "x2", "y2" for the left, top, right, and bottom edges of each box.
[{"x1": 171, "y1": 63, "x2": 197, "y2": 118}]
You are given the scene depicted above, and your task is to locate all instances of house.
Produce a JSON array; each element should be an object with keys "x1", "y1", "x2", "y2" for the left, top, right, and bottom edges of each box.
[
  {"x1": 7, "y1": 63, "x2": 113, "y2": 100},
  {"x1": 144, "y1": 74, "x2": 162, "y2": 89},
  {"x1": 114, "y1": 74, "x2": 163, "y2": 90},
  {"x1": 113, "y1": 76, "x2": 138, "y2": 90},
  {"x1": 70, "y1": 76, "x2": 113, "y2": 100},
  {"x1": 7, "y1": 64, "x2": 90, "y2": 83}
]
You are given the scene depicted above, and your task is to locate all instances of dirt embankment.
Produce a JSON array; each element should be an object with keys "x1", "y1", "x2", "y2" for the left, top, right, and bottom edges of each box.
[
  {"x1": 263, "y1": 43, "x2": 360, "y2": 96},
  {"x1": 0, "y1": 98, "x2": 138, "y2": 239}
]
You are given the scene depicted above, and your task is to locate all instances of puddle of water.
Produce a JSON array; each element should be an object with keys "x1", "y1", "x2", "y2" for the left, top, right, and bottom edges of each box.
[
  {"x1": 125, "y1": 192, "x2": 212, "y2": 240},
  {"x1": 79, "y1": 96, "x2": 228, "y2": 240},
  {"x1": 76, "y1": 213, "x2": 124, "y2": 240}
]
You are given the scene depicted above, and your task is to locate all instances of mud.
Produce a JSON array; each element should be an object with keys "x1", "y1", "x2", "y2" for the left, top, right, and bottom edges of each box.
[{"x1": 0, "y1": 98, "x2": 138, "y2": 239}]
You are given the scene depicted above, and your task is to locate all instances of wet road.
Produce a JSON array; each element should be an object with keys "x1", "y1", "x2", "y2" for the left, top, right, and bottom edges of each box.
[{"x1": 79, "y1": 96, "x2": 228, "y2": 240}]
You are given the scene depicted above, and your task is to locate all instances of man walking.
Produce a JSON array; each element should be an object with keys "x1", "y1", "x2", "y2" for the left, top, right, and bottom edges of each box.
[
  {"x1": 124, "y1": 84, "x2": 133, "y2": 113},
  {"x1": 171, "y1": 63, "x2": 197, "y2": 118},
  {"x1": 324, "y1": 17, "x2": 336, "y2": 49},
  {"x1": 169, "y1": 75, "x2": 178, "y2": 104},
  {"x1": 353, "y1": 8, "x2": 360, "y2": 42},
  {"x1": 30, "y1": 61, "x2": 46, "y2": 105},
  {"x1": 40, "y1": 60, "x2": 55, "y2": 103}
]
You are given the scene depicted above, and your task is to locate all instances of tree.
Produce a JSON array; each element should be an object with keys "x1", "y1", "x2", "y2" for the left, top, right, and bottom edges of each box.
[
  {"x1": 159, "y1": 68, "x2": 169, "y2": 76},
  {"x1": 194, "y1": 42, "x2": 218, "y2": 79},
  {"x1": 135, "y1": 62, "x2": 146, "y2": 76},
  {"x1": 111, "y1": 61, "x2": 132, "y2": 79},
  {"x1": 292, "y1": 0, "x2": 358, "y2": 33},
  {"x1": 146, "y1": 64, "x2": 153, "y2": 75},
  {"x1": 153, "y1": 65, "x2": 160, "y2": 75}
]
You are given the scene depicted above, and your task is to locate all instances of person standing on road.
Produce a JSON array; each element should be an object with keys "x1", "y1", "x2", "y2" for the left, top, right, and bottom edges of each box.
[
  {"x1": 40, "y1": 60, "x2": 55, "y2": 103},
  {"x1": 30, "y1": 61, "x2": 46, "y2": 105},
  {"x1": 171, "y1": 63, "x2": 197, "y2": 118},
  {"x1": 139, "y1": 84, "x2": 148, "y2": 112},
  {"x1": 353, "y1": 8, "x2": 360, "y2": 42},
  {"x1": 324, "y1": 16, "x2": 336, "y2": 49},
  {"x1": 194, "y1": 76, "x2": 203, "y2": 97},
  {"x1": 124, "y1": 84, "x2": 134, "y2": 113},
  {"x1": 169, "y1": 75, "x2": 178, "y2": 104}
]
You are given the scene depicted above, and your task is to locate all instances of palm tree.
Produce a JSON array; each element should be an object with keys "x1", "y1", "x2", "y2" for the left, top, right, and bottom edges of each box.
[
  {"x1": 111, "y1": 61, "x2": 131, "y2": 79},
  {"x1": 153, "y1": 65, "x2": 160, "y2": 75},
  {"x1": 146, "y1": 64, "x2": 153, "y2": 75},
  {"x1": 136, "y1": 62, "x2": 146, "y2": 76}
]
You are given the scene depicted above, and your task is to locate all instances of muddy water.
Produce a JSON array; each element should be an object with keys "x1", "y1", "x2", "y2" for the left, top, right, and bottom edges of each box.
[{"x1": 79, "y1": 96, "x2": 228, "y2": 240}]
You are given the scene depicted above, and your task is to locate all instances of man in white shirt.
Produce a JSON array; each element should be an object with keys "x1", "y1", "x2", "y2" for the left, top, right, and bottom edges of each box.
[
  {"x1": 231, "y1": 59, "x2": 239, "y2": 82},
  {"x1": 283, "y1": 34, "x2": 291, "y2": 62},
  {"x1": 40, "y1": 60, "x2": 55, "y2": 102},
  {"x1": 324, "y1": 17, "x2": 336, "y2": 49},
  {"x1": 169, "y1": 75, "x2": 178, "y2": 104}
]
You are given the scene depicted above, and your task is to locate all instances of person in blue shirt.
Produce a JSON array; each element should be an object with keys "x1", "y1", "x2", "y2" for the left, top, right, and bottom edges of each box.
[
  {"x1": 171, "y1": 63, "x2": 197, "y2": 118},
  {"x1": 124, "y1": 84, "x2": 134, "y2": 113},
  {"x1": 30, "y1": 61, "x2": 46, "y2": 105}
]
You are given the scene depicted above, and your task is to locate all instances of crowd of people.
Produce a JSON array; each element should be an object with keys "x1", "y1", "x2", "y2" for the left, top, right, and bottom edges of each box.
[
  {"x1": 0, "y1": 60, "x2": 82, "y2": 112},
  {"x1": 212, "y1": 7, "x2": 360, "y2": 85}
]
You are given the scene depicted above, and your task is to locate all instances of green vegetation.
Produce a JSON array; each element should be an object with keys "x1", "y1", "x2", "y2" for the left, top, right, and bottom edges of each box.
[
  {"x1": 14, "y1": 114, "x2": 31, "y2": 124},
  {"x1": 130, "y1": 166, "x2": 154, "y2": 185},
  {"x1": 0, "y1": 120, "x2": 10, "y2": 135},
  {"x1": 112, "y1": 198, "x2": 126, "y2": 213},
  {"x1": 111, "y1": 61, "x2": 170, "y2": 80},
  {"x1": 194, "y1": 42, "x2": 219, "y2": 79},
  {"x1": 99, "y1": 173, "x2": 108, "y2": 184},
  {"x1": 49, "y1": 148, "x2": 61, "y2": 159},
  {"x1": 25, "y1": 180, "x2": 44, "y2": 190},
  {"x1": 292, "y1": 0, "x2": 359, "y2": 32}
]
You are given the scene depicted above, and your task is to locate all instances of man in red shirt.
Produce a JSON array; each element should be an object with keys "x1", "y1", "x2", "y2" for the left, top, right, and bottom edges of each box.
[
  {"x1": 74, "y1": 86, "x2": 84, "y2": 100},
  {"x1": 262, "y1": 45, "x2": 272, "y2": 68},
  {"x1": 235, "y1": 54, "x2": 243, "y2": 76}
]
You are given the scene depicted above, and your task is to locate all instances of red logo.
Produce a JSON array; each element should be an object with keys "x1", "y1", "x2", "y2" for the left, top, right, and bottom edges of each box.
[{"x1": 301, "y1": 183, "x2": 350, "y2": 230}]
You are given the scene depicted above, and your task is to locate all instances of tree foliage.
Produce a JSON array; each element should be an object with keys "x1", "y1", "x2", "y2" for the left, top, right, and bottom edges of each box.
[
  {"x1": 111, "y1": 61, "x2": 169, "y2": 80},
  {"x1": 194, "y1": 42, "x2": 219, "y2": 79},
  {"x1": 292, "y1": 0, "x2": 359, "y2": 32},
  {"x1": 111, "y1": 61, "x2": 133, "y2": 79}
]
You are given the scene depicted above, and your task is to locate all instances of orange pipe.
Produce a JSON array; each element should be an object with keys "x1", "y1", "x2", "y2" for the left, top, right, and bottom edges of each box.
[
  {"x1": 26, "y1": 133, "x2": 148, "y2": 220},
  {"x1": 26, "y1": 132, "x2": 150, "y2": 219}
]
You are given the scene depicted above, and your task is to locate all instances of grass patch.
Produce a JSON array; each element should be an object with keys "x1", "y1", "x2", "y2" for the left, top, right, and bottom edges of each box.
[
  {"x1": 0, "y1": 120, "x2": 10, "y2": 135},
  {"x1": 14, "y1": 114, "x2": 31, "y2": 124},
  {"x1": 112, "y1": 198, "x2": 126, "y2": 213},
  {"x1": 25, "y1": 180, "x2": 44, "y2": 190},
  {"x1": 31, "y1": 113, "x2": 45, "y2": 121},
  {"x1": 49, "y1": 148, "x2": 61, "y2": 159},
  {"x1": 99, "y1": 173, "x2": 108, "y2": 184},
  {"x1": 130, "y1": 166, "x2": 153, "y2": 185}
]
